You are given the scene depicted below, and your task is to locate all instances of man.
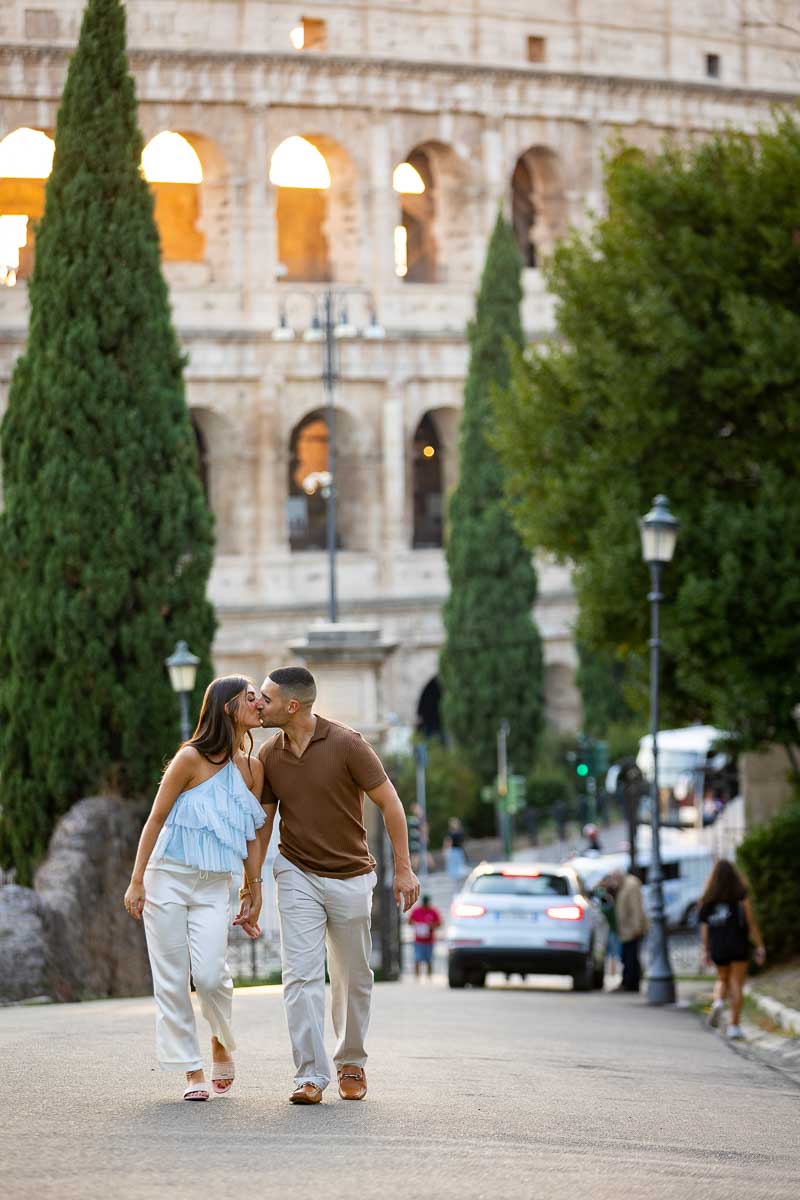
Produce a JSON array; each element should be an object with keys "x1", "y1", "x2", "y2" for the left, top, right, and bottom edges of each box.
[
  {"x1": 610, "y1": 868, "x2": 649, "y2": 993},
  {"x1": 237, "y1": 667, "x2": 419, "y2": 1105},
  {"x1": 408, "y1": 893, "x2": 441, "y2": 979}
]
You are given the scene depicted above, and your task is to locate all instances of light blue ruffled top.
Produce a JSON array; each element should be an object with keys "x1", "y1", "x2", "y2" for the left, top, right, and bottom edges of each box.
[{"x1": 152, "y1": 758, "x2": 265, "y2": 874}]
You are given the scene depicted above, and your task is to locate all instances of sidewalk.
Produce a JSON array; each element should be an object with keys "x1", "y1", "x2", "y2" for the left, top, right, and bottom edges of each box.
[{"x1": 684, "y1": 979, "x2": 800, "y2": 1088}]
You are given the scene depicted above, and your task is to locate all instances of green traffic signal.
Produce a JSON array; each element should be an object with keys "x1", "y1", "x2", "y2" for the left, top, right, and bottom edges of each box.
[{"x1": 576, "y1": 763, "x2": 590, "y2": 778}]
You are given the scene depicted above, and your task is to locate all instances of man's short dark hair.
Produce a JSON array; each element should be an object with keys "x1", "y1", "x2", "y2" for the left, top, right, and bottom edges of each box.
[{"x1": 269, "y1": 666, "x2": 317, "y2": 706}]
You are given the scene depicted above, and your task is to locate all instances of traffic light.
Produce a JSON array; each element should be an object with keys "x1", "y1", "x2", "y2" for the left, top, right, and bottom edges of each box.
[
  {"x1": 573, "y1": 736, "x2": 595, "y2": 780},
  {"x1": 507, "y1": 774, "x2": 527, "y2": 814}
]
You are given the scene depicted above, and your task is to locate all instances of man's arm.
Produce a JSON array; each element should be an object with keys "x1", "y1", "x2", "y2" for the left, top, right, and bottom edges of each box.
[{"x1": 367, "y1": 778, "x2": 420, "y2": 913}]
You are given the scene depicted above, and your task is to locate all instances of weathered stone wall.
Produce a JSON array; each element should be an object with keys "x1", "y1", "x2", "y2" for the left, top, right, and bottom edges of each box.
[{"x1": 0, "y1": 797, "x2": 151, "y2": 1004}]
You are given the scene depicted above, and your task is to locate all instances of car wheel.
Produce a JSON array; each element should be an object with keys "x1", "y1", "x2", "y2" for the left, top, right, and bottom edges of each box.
[
  {"x1": 573, "y1": 950, "x2": 594, "y2": 992},
  {"x1": 592, "y1": 961, "x2": 605, "y2": 990},
  {"x1": 448, "y1": 961, "x2": 466, "y2": 989},
  {"x1": 470, "y1": 971, "x2": 486, "y2": 988}
]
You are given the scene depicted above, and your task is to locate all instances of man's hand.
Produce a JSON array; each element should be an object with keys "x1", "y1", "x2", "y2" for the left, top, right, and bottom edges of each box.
[
  {"x1": 394, "y1": 866, "x2": 420, "y2": 913},
  {"x1": 233, "y1": 889, "x2": 262, "y2": 940}
]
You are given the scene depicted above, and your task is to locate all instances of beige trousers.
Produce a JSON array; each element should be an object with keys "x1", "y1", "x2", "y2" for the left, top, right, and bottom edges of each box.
[
  {"x1": 273, "y1": 851, "x2": 376, "y2": 1090},
  {"x1": 143, "y1": 860, "x2": 235, "y2": 1072}
]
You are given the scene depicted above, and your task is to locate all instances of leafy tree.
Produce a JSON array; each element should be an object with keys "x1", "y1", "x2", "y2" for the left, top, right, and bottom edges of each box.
[
  {"x1": 575, "y1": 642, "x2": 634, "y2": 737},
  {"x1": 0, "y1": 0, "x2": 215, "y2": 883},
  {"x1": 440, "y1": 213, "x2": 544, "y2": 783},
  {"x1": 492, "y1": 117, "x2": 800, "y2": 777}
]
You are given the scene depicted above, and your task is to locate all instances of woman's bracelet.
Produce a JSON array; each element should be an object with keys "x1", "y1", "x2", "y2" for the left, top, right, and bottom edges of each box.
[{"x1": 248, "y1": 876, "x2": 264, "y2": 885}]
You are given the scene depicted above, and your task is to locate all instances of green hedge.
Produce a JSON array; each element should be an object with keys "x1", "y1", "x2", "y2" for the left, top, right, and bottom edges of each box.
[
  {"x1": 525, "y1": 771, "x2": 572, "y2": 813},
  {"x1": 737, "y1": 802, "x2": 800, "y2": 964}
]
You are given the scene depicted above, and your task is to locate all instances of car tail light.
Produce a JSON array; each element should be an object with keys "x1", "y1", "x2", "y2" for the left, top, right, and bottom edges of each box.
[
  {"x1": 501, "y1": 866, "x2": 541, "y2": 877},
  {"x1": 545, "y1": 904, "x2": 584, "y2": 921},
  {"x1": 451, "y1": 902, "x2": 486, "y2": 918}
]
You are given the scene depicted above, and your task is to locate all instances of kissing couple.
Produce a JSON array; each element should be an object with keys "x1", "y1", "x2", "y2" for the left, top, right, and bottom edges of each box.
[{"x1": 125, "y1": 666, "x2": 420, "y2": 1102}]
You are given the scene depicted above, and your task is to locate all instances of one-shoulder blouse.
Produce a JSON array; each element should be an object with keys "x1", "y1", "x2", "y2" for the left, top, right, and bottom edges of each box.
[{"x1": 152, "y1": 758, "x2": 265, "y2": 874}]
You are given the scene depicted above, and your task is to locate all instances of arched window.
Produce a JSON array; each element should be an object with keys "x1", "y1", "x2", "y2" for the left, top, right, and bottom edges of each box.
[
  {"x1": 412, "y1": 412, "x2": 444, "y2": 548},
  {"x1": 287, "y1": 411, "x2": 332, "y2": 550},
  {"x1": 394, "y1": 149, "x2": 436, "y2": 282},
  {"x1": 271, "y1": 136, "x2": 332, "y2": 282},
  {"x1": 141, "y1": 131, "x2": 205, "y2": 261},
  {"x1": 512, "y1": 157, "x2": 537, "y2": 268},
  {"x1": 0, "y1": 128, "x2": 55, "y2": 285},
  {"x1": 417, "y1": 677, "x2": 442, "y2": 739},
  {"x1": 510, "y1": 146, "x2": 566, "y2": 268}
]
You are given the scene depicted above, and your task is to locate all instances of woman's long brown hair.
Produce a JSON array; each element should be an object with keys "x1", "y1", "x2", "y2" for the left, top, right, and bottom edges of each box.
[
  {"x1": 700, "y1": 858, "x2": 748, "y2": 908},
  {"x1": 184, "y1": 675, "x2": 255, "y2": 765}
]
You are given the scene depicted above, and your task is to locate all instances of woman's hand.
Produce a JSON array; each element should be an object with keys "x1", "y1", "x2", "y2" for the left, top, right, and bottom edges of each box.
[
  {"x1": 233, "y1": 885, "x2": 262, "y2": 940},
  {"x1": 754, "y1": 945, "x2": 766, "y2": 967},
  {"x1": 124, "y1": 880, "x2": 146, "y2": 921}
]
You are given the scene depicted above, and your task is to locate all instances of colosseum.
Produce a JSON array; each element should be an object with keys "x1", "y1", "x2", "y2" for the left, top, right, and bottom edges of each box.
[{"x1": 1, "y1": 2, "x2": 797, "y2": 742}]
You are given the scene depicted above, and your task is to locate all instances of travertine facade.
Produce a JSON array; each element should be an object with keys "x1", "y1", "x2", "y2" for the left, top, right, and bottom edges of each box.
[{"x1": 1, "y1": 1, "x2": 798, "y2": 738}]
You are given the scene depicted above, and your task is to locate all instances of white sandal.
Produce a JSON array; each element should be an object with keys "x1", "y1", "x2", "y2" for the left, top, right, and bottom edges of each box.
[
  {"x1": 183, "y1": 1076, "x2": 210, "y2": 1102},
  {"x1": 211, "y1": 1059, "x2": 235, "y2": 1095}
]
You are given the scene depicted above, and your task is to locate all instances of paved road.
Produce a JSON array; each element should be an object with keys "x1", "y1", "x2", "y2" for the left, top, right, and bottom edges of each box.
[{"x1": 2, "y1": 977, "x2": 798, "y2": 1200}]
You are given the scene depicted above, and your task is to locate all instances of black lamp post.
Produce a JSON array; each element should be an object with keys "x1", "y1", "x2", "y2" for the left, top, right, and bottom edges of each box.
[
  {"x1": 274, "y1": 288, "x2": 384, "y2": 624},
  {"x1": 165, "y1": 640, "x2": 200, "y2": 742},
  {"x1": 639, "y1": 494, "x2": 679, "y2": 1005}
]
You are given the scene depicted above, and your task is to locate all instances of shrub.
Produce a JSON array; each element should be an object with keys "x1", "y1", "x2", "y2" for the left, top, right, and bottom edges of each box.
[
  {"x1": 386, "y1": 741, "x2": 482, "y2": 848},
  {"x1": 736, "y1": 802, "x2": 800, "y2": 964}
]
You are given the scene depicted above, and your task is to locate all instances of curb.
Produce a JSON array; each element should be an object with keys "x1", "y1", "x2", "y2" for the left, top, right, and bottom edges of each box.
[{"x1": 745, "y1": 985, "x2": 800, "y2": 1036}]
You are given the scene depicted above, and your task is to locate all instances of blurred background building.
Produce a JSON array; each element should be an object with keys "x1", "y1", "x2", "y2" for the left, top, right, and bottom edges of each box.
[{"x1": 1, "y1": 1, "x2": 795, "y2": 738}]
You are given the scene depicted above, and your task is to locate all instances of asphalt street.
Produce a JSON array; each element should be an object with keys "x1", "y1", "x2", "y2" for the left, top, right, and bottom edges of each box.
[{"x1": 2, "y1": 975, "x2": 798, "y2": 1200}]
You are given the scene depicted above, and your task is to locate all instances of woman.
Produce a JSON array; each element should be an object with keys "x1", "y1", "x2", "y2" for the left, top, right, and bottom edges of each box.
[
  {"x1": 699, "y1": 859, "x2": 765, "y2": 1040},
  {"x1": 124, "y1": 675, "x2": 266, "y2": 1100}
]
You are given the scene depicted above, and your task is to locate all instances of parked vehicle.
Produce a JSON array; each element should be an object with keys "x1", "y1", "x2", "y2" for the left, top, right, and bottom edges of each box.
[
  {"x1": 446, "y1": 861, "x2": 609, "y2": 991},
  {"x1": 567, "y1": 841, "x2": 715, "y2": 930},
  {"x1": 636, "y1": 725, "x2": 735, "y2": 828}
]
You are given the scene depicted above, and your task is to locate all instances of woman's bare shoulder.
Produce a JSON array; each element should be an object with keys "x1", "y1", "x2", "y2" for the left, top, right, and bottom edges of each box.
[{"x1": 236, "y1": 750, "x2": 263, "y2": 796}]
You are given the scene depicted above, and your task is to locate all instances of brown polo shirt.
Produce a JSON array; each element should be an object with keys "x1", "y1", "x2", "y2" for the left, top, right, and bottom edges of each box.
[{"x1": 258, "y1": 715, "x2": 386, "y2": 879}]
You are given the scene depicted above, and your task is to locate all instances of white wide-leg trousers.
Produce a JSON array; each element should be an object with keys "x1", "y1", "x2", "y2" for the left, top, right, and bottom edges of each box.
[
  {"x1": 273, "y1": 851, "x2": 376, "y2": 1091},
  {"x1": 142, "y1": 861, "x2": 236, "y2": 1072}
]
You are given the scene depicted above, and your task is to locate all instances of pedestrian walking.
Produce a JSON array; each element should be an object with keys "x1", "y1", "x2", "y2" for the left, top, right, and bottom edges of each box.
[
  {"x1": 609, "y1": 869, "x2": 648, "y2": 992},
  {"x1": 443, "y1": 816, "x2": 469, "y2": 889},
  {"x1": 123, "y1": 676, "x2": 266, "y2": 1101},
  {"x1": 699, "y1": 859, "x2": 766, "y2": 1039},
  {"x1": 595, "y1": 875, "x2": 621, "y2": 979},
  {"x1": 236, "y1": 667, "x2": 419, "y2": 1105},
  {"x1": 408, "y1": 893, "x2": 442, "y2": 979}
]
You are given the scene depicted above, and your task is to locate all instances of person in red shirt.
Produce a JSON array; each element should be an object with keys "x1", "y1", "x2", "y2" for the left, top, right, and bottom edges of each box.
[{"x1": 408, "y1": 894, "x2": 442, "y2": 978}]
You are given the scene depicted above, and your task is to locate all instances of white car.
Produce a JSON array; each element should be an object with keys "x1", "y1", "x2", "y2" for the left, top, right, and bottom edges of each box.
[{"x1": 446, "y1": 861, "x2": 609, "y2": 991}]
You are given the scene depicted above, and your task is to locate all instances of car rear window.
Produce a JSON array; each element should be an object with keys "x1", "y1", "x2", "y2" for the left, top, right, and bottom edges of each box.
[{"x1": 468, "y1": 873, "x2": 570, "y2": 897}]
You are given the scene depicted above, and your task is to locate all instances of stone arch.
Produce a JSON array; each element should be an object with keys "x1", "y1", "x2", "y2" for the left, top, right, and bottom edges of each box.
[
  {"x1": 410, "y1": 405, "x2": 459, "y2": 549},
  {"x1": 142, "y1": 131, "x2": 205, "y2": 264},
  {"x1": 417, "y1": 676, "x2": 442, "y2": 738},
  {"x1": 271, "y1": 134, "x2": 359, "y2": 283},
  {"x1": 511, "y1": 146, "x2": 567, "y2": 268},
  {"x1": 189, "y1": 407, "x2": 241, "y2": 555},
  {"x1": 287, "y1": 405, "x2": 369, "y2": 552},
  {"x1": 0, "y1": 127, "x2": 54, "y2": 285},
  {"x1": 395, "y1": 141, "x2": 470, "y2": 284}
]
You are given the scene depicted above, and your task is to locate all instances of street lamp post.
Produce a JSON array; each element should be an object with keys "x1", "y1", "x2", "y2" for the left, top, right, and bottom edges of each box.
[
  {"x1": 165, "y1": 639, "x2": 200, "y2": 743},
  {"x1": 274, "y1": 288, "x2": 385, "y2": 624},
  {"x1": 639, "y1": 494, "x2": 679, "y2": 1006}
]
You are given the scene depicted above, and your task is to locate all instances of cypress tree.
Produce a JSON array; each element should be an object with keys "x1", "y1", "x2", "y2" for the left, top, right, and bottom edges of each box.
[
  {"x1": 0, "y1": 0, "x2": 215, "y2": 883},
  {"x1": 439, "y1": 213, "x2": 544, "y2": 783}
]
